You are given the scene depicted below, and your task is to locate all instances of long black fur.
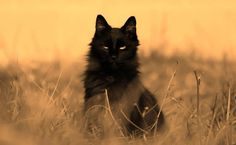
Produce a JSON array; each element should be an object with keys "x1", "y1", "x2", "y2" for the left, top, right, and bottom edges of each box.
[{"x1": 83, "y1": 15, "x2": 164, "y2": 137}]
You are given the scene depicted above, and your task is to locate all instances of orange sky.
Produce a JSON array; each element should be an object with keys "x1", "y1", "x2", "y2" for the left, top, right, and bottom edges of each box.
[{"x1": 0, "y1": 0, "x2": 236, "y2": 64}]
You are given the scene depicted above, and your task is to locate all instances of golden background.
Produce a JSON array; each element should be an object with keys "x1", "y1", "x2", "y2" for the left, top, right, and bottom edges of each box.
[
  {"x1": 0, "y1": 0, "x2": 236, "y2": 65},
  {"x1": 0, "y1": 1, "x2": 236, "y2": 145}
]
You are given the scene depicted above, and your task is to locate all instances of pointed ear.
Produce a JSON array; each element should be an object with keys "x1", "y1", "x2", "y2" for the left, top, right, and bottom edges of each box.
[
  {"x1": 95, "y1": 15, "x2": 111, "y2": 32},
  {"x1": 121, "y1": 16, "x2": 136, "y2": 34}
]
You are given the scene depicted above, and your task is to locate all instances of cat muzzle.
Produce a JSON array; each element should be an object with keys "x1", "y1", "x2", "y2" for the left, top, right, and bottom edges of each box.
[{"x1": 111, "y1": 55, "x2": 117, "y2": 60}]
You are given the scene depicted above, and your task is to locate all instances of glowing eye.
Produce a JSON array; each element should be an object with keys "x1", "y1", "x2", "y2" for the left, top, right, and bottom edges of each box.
[
  {"x1": 120, "y1": 46, "x2": 126, "y2": 50},
  {"x1": 103, "y1": 46, "x2": 109, "y2": 50}
]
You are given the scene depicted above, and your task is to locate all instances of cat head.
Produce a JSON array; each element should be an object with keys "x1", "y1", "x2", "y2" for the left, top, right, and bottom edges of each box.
[{"x1": 89, "y1": 15, "x2": 139, "y2": 70}]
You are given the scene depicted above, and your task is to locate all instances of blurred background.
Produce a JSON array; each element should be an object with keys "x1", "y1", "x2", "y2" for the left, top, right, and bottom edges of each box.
[
  {"x1": 0, "y1": 0, "x2": 236, "y2": 65},
  {"x1": 0, "y1": 1, "x2": 236, "y2": 145}
]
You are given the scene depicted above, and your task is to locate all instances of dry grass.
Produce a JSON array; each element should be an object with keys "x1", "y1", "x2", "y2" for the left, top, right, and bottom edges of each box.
[{"x1": 0, "y1": 52, "x2": 236, "y2": 145}]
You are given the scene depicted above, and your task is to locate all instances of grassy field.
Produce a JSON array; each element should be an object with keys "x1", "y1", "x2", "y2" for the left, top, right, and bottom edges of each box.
[{"x1": 0, "y1": 51, "x2": 235, "y2": 145}]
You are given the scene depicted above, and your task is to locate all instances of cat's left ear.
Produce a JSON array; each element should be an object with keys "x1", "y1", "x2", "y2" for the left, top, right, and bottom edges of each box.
[
  {"x1": 121, "y1": 16, "x2": 136, "y2": 34},
  {"x1": 96, "y1": 15, "x2": 111, "y2": 32}
]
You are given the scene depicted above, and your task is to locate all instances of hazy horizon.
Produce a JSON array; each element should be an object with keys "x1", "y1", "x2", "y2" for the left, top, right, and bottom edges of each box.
[{"x1": 0, "y1": 0, "x2": 236, "y2": 64}]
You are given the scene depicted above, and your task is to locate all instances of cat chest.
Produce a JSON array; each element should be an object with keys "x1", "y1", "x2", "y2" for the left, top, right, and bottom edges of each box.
[
  {"x1": 84, "y1": 90, "x2": 139, "y2": 134},
  {"x1": 85, "y1": 78, "x2": 143, "y2": 111},
  {"x1": 84, "y1": 79, "x2": 144, "y2": 130}
]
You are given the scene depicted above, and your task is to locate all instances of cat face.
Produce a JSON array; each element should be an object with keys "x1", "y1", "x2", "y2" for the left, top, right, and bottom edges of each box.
[{"x1": 89, "y1": 15, "x2": 139, "y2": 69}]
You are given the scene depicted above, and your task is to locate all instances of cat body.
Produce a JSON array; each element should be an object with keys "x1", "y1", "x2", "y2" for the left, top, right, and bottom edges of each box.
[{"x1": 83, "y1": 15, "x2": 164, "y2": 137}]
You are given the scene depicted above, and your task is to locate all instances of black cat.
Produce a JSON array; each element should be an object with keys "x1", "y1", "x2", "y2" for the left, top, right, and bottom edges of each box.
[{"x1": 83, "y1": 15, "x2": 164, "y2": 137}]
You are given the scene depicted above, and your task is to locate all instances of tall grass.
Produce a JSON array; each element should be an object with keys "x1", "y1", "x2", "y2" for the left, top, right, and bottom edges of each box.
[{"x1": 0, "y1": 52, "x2": 235, "y2": 145}]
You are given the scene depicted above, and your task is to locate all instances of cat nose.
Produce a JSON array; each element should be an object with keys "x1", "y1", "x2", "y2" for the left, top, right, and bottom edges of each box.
[{"x1": 111, "y1": 55, "x2": 117, "y2": 60}]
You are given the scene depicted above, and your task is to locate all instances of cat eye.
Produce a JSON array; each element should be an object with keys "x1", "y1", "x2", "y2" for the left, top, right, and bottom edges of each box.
[
  {"x1": 103, "y1": 46, "x2": 109, "y2": 50},
  {"x1": 119, "y1": 46, "x2": 126, "y2": 50}
]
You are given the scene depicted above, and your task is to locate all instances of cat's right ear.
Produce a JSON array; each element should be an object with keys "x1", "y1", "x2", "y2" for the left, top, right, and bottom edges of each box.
[
  {"x1": 121, "y1": 16, "x2": 136, "y2": 34},
  {"x1": 95, "y1": 15, "x2": 111, "y2": 33}
]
